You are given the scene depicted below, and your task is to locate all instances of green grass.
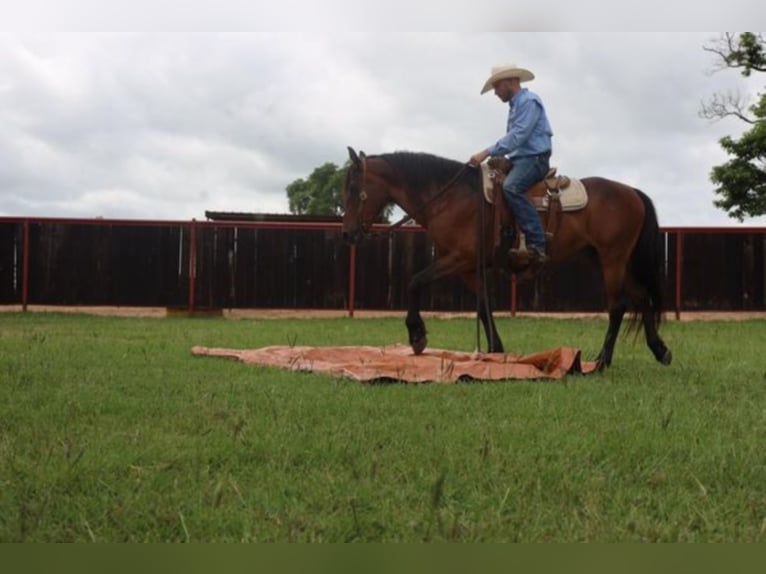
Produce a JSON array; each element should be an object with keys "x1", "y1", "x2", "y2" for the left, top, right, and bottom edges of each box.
[{"x1": 1, "y1": 312, "x2": 765, "y2": 541}]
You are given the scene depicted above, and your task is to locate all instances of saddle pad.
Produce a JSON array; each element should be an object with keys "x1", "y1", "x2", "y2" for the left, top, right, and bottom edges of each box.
[
  {"x1": 481, "y1": 164, "x2": 588, "y2": 212},
  {"x1": 539, "y1": 178, "x2": 588, "y2": 212}
]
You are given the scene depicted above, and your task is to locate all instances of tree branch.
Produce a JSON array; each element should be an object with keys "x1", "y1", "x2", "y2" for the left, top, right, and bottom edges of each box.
[
  {"x1": 703, "y1": 32, "x2": 766, "y2": 75},
  {"x1": 699, "y1": 92, "x2": 758, "y2": 124}
]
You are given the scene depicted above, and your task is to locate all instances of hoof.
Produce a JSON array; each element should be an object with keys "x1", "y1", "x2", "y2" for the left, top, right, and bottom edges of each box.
[
  {"x1": 594, "y1": 351, "x2": 610, "y2": 371},
  {"x1": 660, "y1": 349, "x2": 673, "y2": 366},
  {"x1": 411, "y1": 336, "x2": 427, "y2": 355}
]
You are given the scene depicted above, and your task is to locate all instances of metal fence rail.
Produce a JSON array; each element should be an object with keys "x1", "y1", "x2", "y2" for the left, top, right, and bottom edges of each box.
[{"x1": 1, "y1": 217, "x2": 764, "y2": 317}]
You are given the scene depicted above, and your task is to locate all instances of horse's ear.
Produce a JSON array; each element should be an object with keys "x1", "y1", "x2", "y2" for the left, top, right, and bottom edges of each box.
[{"x1": 348, "y1": 146, "x2": 360, "y2": 165}]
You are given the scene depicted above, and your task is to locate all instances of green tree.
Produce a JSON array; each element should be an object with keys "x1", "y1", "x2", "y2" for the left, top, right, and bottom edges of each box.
[
  {"x1": 286, "y1": 160, "x2": 393, "y2": 221},
  {"x1": 286, "y1": 162, "x2": 346, "y2": 216},
  {"x1": 702, "y1": 32, "x2": 766, "y2": 220}
]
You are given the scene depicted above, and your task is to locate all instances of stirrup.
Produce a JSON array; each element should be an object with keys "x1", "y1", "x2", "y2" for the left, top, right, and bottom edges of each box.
[
  {"x1": 508, "y1": 246, "x2": 530, "y2": 272},
  {"x1": 528, "y1": 246, "x2": 548, "y2": 263},
  {"x1": 509, "y1": 245, "x2": 547, "y2": 277}
]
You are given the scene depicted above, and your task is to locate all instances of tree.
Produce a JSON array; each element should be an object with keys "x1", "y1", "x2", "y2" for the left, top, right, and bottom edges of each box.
[
  {"x1": 286, "y1": 162, "x2": 346, "y2": 216},
  {"x1": 701, "y1": 33, "x2": 766, "y2": 220},
  {"x1": 286, "y1": 160, "x2": 393, "y2": 221}
]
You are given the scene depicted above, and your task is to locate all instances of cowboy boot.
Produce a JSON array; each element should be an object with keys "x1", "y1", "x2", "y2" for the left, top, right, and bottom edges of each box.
[{"x1": 517, "y1": 245, "x2": 547, "y2": 280}]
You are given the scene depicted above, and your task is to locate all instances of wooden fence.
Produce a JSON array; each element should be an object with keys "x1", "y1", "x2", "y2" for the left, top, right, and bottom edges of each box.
[{"x1": 1, "y1": 217, "x2": 764, "y2": 317}]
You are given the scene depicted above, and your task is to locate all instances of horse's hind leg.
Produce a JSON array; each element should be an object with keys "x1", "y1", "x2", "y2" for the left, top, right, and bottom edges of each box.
[
  {"x1": 597, "y1": 302, "x2": 627, "y2": 370},
  {"x1": 596, "y1": 258, "x2": 629, "y2": 369},
  {"x1": 641, "y1": 308, "x2": 672, "y2": 365}
]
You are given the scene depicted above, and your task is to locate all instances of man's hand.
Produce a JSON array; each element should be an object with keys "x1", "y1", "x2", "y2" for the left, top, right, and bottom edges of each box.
[{"x1": 469, "y1": 150, "x2": 490, "y2": 166}]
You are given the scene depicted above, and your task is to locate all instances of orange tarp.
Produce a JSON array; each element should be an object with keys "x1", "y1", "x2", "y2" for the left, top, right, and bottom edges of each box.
[{"x1": 192, "y1": 343, "x2": 598, "y2": 383}]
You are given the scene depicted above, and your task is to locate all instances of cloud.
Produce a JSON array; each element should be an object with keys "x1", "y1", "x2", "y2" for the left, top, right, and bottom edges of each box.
[{"x1": 0, "y1": 32, "x2": 765, "y2": 227}]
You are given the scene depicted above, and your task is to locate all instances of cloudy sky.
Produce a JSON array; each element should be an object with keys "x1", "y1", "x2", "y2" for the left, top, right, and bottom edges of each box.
[{"x1": 1, "y1": 31, "x2": 765, "y2": 227}]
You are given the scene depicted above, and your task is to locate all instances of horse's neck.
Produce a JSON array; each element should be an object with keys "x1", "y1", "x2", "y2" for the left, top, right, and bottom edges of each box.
[
  {"x1": 392, "y1": 184, "x2": 439, "y2": 225},
  {"x1": 395, "y1": 187, "x2": 421, "y2": 217}
]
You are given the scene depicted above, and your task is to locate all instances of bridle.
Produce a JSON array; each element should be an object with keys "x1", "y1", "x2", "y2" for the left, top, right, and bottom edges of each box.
[
  {"x1": 349, "y1": 154, "x2": 370, "y2": 234},
  {"x1": 353, "y1": 154, "x2": 473, "y2": 236},
  {"x1": 357, "y1": 153, "x2": 369, "y2": 203}
]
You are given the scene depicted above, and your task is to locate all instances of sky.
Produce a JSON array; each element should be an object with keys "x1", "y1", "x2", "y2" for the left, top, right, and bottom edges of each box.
[{"x1": 1, "y1": 30, "x2": 766, "y2": 227}]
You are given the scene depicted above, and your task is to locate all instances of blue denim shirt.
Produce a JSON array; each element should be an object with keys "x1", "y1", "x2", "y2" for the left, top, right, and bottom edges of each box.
[{"x1": 486, "y1": 88, "x2": 553, "y2": 158}]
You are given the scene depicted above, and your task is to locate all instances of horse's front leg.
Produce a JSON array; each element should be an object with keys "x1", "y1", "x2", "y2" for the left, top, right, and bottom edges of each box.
[
  {"x1": 406, "y1": 267, "x2": 432, "y2": 355},
  {"x1": 406, "y1": 257, "x2": 463, "y2": 355},
  {"x1": 478, "y1": 296, "x2": 504, "y2": 353},
  {"x1": 461, "y1": 272, "x2": 504, "y2": 353}
]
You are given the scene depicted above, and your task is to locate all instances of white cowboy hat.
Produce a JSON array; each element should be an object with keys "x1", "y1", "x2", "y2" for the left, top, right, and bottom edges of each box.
[{"x1": 480, "y1": 64, "x2": 535, "y2": 94}]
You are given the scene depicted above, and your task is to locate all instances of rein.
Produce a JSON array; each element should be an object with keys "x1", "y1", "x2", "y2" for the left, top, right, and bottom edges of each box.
[{"x1": 359, "y1": 158, "x2": 473, "y2": 235}]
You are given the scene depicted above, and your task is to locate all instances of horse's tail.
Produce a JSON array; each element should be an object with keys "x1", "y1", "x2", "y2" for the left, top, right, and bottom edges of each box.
[{"x1": 629, "y1": 189, "x2": 664, "y2": 327}]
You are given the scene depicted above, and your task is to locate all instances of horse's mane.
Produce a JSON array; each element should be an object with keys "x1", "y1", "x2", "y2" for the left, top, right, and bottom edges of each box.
[{"x1": 375, "y1": 151, "x2": 478, "y2": 191}]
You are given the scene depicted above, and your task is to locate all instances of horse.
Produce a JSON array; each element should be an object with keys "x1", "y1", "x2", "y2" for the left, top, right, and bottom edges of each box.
[{"x1": 341, "y1": 146, "x2": 672, "y2": 369}]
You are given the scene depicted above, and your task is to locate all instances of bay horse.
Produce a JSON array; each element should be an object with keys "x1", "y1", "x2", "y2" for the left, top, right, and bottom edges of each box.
[{"x1": 341, "y1": 147, "x2": 672, "y2": 369}]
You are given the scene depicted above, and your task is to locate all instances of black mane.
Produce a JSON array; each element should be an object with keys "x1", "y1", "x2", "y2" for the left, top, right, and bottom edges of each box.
[{"x1": 376, "y1": 151, "x2": 478, "y2": 191}]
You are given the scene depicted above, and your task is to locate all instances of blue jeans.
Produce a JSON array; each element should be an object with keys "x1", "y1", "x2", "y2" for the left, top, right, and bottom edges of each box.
[{"x1": 502, "y1": 153, "x2": 550, "y2": 249}]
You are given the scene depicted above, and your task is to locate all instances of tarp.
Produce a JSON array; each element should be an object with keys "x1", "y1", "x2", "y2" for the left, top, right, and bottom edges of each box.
[{"x1": 192, "y1": 343, "x2": 598, "y2": 383}]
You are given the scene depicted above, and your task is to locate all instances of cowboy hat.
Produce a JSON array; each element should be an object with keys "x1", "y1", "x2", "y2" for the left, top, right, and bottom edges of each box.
[{"x1": 480, "y1": 64, "x2": 534, "y2": 94}]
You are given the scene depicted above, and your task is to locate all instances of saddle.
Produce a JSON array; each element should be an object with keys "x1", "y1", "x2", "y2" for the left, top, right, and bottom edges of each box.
[
  {"x1": 482, "y1": 157, "x2": 587, "y2": 211},
  {"x1": 482, "y1": 157, "x2": 588, "y2": 272}
]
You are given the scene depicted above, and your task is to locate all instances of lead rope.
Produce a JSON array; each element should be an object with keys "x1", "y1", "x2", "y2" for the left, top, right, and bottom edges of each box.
[
  {"x1": 475, "y1": 191, "x2": 497, "y2": 354},
  {"x1": 475, "y1": 190, "x2": 483, "y2": 353}
]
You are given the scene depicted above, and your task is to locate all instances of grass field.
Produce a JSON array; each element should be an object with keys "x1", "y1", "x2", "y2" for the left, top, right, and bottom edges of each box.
[{"x1": 1, "y1": 311, "x2": 765, "y2": 542}]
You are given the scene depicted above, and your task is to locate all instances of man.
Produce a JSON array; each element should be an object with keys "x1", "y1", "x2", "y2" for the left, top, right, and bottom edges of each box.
[{"x1": 469, "y1": 64, "x2": 553, "y2": 270}]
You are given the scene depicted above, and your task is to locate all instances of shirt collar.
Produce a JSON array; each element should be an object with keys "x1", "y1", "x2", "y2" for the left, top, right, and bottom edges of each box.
[{"x1": 510, "y1": 87, "x2": 527, "y2": 107}]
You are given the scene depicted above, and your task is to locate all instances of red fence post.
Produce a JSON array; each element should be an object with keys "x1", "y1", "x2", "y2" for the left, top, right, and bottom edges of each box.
[
  {"x1": 348, "y1": 244, "x2": 357, "y2": 318},
  {"x1": 675, "y1": 231, "x2": 683, "y2": 321},
  {"x1": 511, "y1": 273, "x2": 517, "y2": 317},
  {"x1": 188, "y1": 219, "x2": 197, "y2": 313},
  {"x1": 22, "y1": 220, "x2": 30, "y2": 312}
]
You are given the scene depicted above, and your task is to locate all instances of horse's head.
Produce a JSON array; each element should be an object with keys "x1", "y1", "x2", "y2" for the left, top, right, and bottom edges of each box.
[{"x1": 342, "y1": 147, "x2": 391, "y2": 244}]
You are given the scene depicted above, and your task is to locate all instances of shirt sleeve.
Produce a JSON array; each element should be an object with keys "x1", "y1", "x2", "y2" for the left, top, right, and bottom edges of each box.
[{"x1": 486, "y1": 97, "x2": 543, "y2": 156}]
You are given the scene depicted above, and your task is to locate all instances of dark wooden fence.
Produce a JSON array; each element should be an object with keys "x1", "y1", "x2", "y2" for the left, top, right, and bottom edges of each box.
[{"x1": 1, "y1": 217, "x2": 764, "y2": 316}]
